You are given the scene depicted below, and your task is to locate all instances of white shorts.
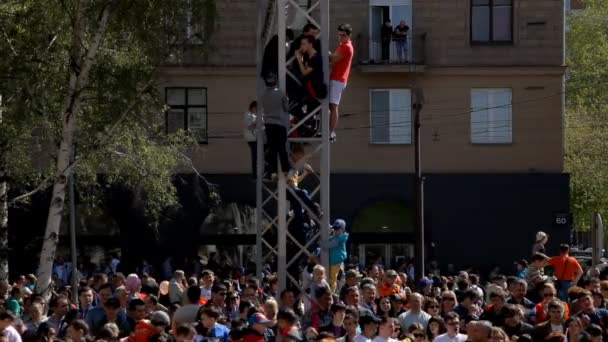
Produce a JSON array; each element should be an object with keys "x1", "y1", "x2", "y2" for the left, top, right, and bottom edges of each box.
[{"x1": 329, "y1": 80, "x2": 346, "y2": 105}]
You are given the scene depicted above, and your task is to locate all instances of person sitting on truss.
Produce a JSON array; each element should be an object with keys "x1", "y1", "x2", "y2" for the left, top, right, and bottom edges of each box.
[
  {"x1": 293, "y1": 35, "x2": 327, "y2": 138},
  {"x1": 287, "y1": 144, "x2": 322, "y2": 242}
]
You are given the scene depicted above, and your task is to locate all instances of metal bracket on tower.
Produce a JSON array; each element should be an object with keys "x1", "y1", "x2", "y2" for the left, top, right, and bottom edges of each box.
[{"x1": 255, "y1": 0, "x2": 330, "y2": 294}]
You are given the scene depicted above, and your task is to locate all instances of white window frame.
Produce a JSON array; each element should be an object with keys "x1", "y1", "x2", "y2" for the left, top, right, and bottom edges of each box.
[
  {"x1": 369, "y1": 88, "x2": 412, "y2": 145},
  {"x1": 470, "y1": 88, "x2": 513, "y2": 144}
]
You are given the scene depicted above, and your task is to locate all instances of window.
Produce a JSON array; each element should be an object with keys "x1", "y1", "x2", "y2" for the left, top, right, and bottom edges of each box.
[
  {"x1": 471, "y1": 0, "x2": 513, "y2": 43},
  {"x1": 165, "y1": 87, "x2": 208, "y2": 143},
  {"x1": 370, "y1": 89, "x2": 411, "y2": 144},
  {"x1": 470, "y1": 88, "x2": 512, "y2": 144},
  {"x1": 369, "y1": 0, "x2": 413, "y2": 62}
]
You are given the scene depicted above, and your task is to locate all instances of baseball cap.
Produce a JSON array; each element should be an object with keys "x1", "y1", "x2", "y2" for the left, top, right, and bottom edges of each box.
[
  {"x1": 150, "y1": 311, "x2": 171, "y2": 327},
  {"x1": 386, "y1": 270, "x2": 398, "y2": 278},
  {"x1": 389, "y1": 293, "x2": 403, "y2": 302},
  {"x1": 419, "y1": 277, "x2": 434, "y2": 287},
  {"x1": 514, "y1": 259, "x2": 528, "y2": 267},
  {"x1": 248, "y1": 312, "x2": 272, "y2": 325},
  {"x1": 536, "y1": 231, "x2": 547, "y2": 242},
  {"x1": 346, "y1": 269, "x2": 362, "y2": 279},
  {"x1": 359, "y1": 314, "x2": 382, "y2": 326},
  {"x1": 331, "y1": 219, "x2": 346, "y2": 230}
]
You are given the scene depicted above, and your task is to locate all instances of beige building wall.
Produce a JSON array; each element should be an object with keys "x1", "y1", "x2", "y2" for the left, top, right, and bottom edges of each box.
[
  {"x1": 159, "y1": 66, "x2": 564, "y2": 174},
  {"x1": 159, "y1": 0, "x2": 565, "y2": 175},
  {"x1": 196, "y1": 0, "x2": 565, "y2": 68}
]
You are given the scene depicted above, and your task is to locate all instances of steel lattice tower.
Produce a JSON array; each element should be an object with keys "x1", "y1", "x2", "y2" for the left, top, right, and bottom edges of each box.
[{"x1": 255, "y1": 0, "x2": 330, "y2": 293}]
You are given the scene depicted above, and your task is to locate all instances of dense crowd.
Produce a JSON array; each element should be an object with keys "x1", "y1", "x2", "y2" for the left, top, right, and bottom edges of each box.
[{"x1": 1, "y1": 230, "x2": 608, "y2": 342}]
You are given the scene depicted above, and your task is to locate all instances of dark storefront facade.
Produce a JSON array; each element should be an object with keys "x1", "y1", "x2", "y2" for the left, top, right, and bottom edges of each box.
[{"x1": 205, "y1": 172, "x2": 570, "y2": 274}]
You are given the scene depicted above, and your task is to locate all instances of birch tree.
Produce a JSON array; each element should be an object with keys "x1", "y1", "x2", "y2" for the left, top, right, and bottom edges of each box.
[
  {"x1": 0, "y1": 0, "x2": 217, "y2": 292},
  {"x1": 565, "y1": 0, "x2": 608, "y2": 229}
]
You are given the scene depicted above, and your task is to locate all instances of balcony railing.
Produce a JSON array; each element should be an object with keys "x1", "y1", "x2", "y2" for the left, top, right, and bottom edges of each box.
[{"x1": 359, "y1": 33, "x2": 426, "y2": 66}]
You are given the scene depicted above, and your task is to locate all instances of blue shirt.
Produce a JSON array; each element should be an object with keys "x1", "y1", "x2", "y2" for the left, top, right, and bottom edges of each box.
[
  {"x1": 576, "y1": 308, "x2": 608, "y2": 327},
  {"x1": 328, "y1": 232, "x2": 349, "y2": 265}
]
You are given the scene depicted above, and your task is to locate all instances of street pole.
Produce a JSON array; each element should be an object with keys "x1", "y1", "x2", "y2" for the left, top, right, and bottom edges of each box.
[
  {"x1": 68, "y1": 146, "x2": 79, "y2": 305},
  {"x1": 413, "y1": 88, "x2": 425, "y2": 280},
  {"x1": 592, "y1": 213, "x2": 604, "y2": 268}
]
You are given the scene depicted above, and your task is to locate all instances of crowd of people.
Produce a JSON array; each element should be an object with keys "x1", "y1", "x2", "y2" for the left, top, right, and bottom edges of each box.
[{"x1": 1, "y1": 230, "x2": 608, "y2": 342}]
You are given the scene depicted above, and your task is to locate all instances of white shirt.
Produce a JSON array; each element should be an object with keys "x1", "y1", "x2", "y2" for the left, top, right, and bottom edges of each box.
[
  {"x1": 398, "y1": 309, "x2": 431, "y2": 331},
  {"x1": 354, "y1": 335, "x2": 374, "y2": 342},
  {"x1": 551, "y1": 323, "x2": 564, "y2": 333},
  {"x1": 433, "y1": 333, "x2": 468, "y2": 342},
  {"x1": 244, "y1": 111, "x2": 257, "y2": 141},
  {"x1": 3, "y1": 326, "x2": 22, "y2": 342},
  {"x1": 200, "y1": 285, "x2": 213, "y2": 300},
  {"x1": 172, "y1": 304, "x2": 200, "y2": 325},
  {"x1": 373, "y1": 337, "x2": 399, "y2": 342}
]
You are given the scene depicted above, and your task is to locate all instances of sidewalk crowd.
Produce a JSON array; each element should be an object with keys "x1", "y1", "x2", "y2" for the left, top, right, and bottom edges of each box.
[{"x1": 0, "y1": 229, "x2": 606, "y2": 342}]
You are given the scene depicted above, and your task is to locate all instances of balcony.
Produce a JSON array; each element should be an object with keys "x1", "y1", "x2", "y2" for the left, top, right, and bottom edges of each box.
[{"x1": 358, "y1": 33, "x2": 426, "y2": 73}]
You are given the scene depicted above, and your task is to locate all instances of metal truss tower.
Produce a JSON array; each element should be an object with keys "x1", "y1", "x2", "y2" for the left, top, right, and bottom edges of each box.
[{"x1": 255, "y1": 0, "x2": 330, "y2": 293}]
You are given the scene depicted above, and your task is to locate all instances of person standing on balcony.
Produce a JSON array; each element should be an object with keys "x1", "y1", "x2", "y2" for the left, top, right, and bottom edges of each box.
[
  {"x1": 329, "y1": 23, "x2": 354, "y2": 143},
  {"x1": 394, "y1": 20, "x2": 409, "y2": 63},
  {"x1": 243, "y1": 101, "x2": 260, "y2": 180},
  {"x1": 381, "y1": 20, "x2": 393, "y2": 63}
]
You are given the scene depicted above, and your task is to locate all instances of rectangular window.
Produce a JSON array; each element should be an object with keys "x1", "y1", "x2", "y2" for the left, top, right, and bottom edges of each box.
[
  {"x1": 165, "y1": 87, "x2": 208, "y2": 143},
  {"x1": 370, "y1": 89, "x2": 411, "y2": 144},
  {"x1": 471, "y1": 0, "x2": 513, "y2": 44},
  {"x1": 470, "y1": 88, "x2": 512, "y2": 144}
]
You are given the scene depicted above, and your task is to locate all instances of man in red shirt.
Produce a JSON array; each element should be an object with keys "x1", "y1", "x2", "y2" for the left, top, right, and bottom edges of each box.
[{"x1": 329, "y1": 23, "x2": 354, "y2": 142}]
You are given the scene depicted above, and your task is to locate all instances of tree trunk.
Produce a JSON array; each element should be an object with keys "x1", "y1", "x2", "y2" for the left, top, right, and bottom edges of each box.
[
  {"x1": 35, "y1": 1, "x2": 113, "y2": 296},
  {"x1": 0, "y1": 93, "x2": 8, "y2": 281},
  {"x1": 0, "y1": 179, "x2": 8, "y2": 282}
]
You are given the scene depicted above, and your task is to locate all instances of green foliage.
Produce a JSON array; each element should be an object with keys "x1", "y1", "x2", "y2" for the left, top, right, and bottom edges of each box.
[
  {"x1": 0, "y1": 0, "x2": 217, "y2": 218},
  {"x1": 565, "y1": 0, "x2": 608, "y2": 229}
]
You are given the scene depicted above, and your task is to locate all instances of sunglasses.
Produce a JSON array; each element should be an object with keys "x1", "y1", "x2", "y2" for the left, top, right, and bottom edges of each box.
[{"x1": 414, "y1": 333, "x2": 426, "y2": 338}]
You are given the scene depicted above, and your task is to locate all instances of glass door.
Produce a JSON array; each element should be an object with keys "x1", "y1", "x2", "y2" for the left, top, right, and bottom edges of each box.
[
  {"x1": 389, "y1": 244, "x2": 414, "y2": 269},
  {"x1": 358, "y1": 244, "x2": 389, "y2": 268}
]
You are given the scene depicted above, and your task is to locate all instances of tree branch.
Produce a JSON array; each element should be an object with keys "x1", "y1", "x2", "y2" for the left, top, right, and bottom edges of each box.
[
  {"x1": 8, "y1": 176, "x2": 52, "y2": 206},
  {"x1": 95, "y1": 77, "x2": 157, "y2": 147},
  {"x1": 109, "y1": 150, "x2": 147, "y2": 176}
]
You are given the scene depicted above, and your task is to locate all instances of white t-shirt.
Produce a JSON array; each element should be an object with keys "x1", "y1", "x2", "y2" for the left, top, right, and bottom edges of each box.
[
  {"x1": 3, "y1": 326, "x2": 22, "y2": 342},
  {"x1": 243, "y1": 111, "x2": 257, "y2": 142},
  {"x1": 398, "y1": 310, "x2": 431, "y2": 331},
  {"x1": 172, "y1": 304, "x2": 200, "y2": 325},
  {"x1": 551, "y1": 323, "x2": 564, "y2": 333},
  {"x1": 354, "y1": 335, "x2": 374, "y2": 342},
  {"x1": 433, "y1": 333, "x2": 468, "y2": 342},
  {"x1": 372, "y1": 337, "x2": 399, "y2": 342}
]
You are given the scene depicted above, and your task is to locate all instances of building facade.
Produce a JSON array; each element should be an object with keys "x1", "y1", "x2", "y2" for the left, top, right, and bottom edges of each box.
[{"x1": 159, "y1": 0, "x2": 571, "y2": 272}]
